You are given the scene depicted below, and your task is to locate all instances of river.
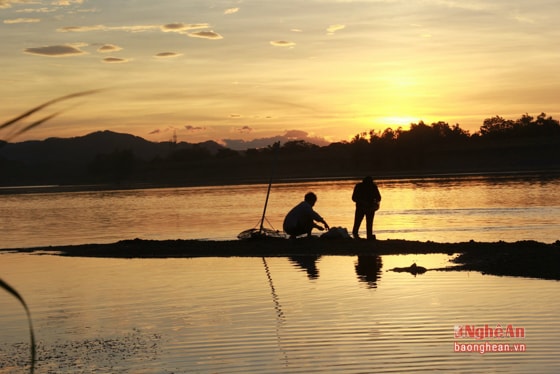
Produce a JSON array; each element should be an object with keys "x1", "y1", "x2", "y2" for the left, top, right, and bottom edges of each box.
[
  {"x1": 1, "y1": 173, "x2": 559, "y2": 249},
  {"x1": 1, "y1": 174, "x2": 559, "y2": 373}
]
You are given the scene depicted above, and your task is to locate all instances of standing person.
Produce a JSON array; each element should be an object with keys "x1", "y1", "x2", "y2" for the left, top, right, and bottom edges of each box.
[
  {"x1": 352, "y1": 176, "x2": 381, "y2": 240},
  {"x1": 283, "y1": 192, "x2": 329, "y2": 239}
]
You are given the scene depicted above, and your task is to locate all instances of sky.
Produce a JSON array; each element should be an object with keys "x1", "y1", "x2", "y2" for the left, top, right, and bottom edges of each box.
[{"x1": 1, "y1": 0, "x2": 559, "y2": 149}]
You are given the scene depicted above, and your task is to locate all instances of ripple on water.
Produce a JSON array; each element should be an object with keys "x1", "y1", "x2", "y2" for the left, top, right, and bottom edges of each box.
[{"x1": 1, "y1": 254, "x2": 559, "y2": 373}]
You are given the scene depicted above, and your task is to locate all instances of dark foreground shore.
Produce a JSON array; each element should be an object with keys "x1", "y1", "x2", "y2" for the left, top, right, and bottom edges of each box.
[{"x1": 4, "y1": 238, "x2": 560, "y2": 281}]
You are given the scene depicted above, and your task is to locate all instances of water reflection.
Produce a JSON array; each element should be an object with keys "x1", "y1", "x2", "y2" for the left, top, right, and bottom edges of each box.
[
  {"x1": 285, "y1": 254, "x2": 384, "y2": 288},
  {"x1": 3, "y1": 253, "x2": 560, "y2": 373},
  {"x1": 288, "y1": 255, "x2": 321, "y2": 279},
  {"x1": 1, "y1": 174, "x2": 559, "y2": 248},
  {"x1": 355, "y1": 255, "x2": 383, "y2": 288},
  {"x1": 262, "y1": 257, "x2": 285, "y2": 322}
]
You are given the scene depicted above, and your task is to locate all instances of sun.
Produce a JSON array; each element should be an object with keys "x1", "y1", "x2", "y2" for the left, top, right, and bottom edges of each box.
[{"x1": 374, "y1": 116, "x2": 422, "y2": 129}]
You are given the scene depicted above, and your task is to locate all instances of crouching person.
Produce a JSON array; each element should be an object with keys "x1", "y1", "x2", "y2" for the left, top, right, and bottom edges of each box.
[{"x1": 283, "y1": 192, "x2": 329, "y2": 239}]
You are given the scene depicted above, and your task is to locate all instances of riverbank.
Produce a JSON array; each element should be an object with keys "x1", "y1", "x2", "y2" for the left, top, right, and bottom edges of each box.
[
  {"x1": 1, "y1": 169, "x2": 559, "y2": 195},
  {"x1": 4, "y1": 238, "x2": 560, "y2": 281}
]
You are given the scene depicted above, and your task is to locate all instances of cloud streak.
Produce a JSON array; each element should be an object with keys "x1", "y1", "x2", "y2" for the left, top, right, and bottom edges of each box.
[
  {"x1": 327, "y1": 24, "x2": 345, "y2": 34},
  {"x1": 222, "y1": 130, "x2": 330, "y2": 150},
  {"x1": 4, "y1": 18, "x2": 40, "y2": 23},
  {"x1": 24, "y1": 44, "x2": 86, "y2": 57},
  {"x1": 52, "y1": 0, "x2": 84, "y2": 5},
  {"x1": 97, "y1": 44, "x2": 122, "y2": 53},
  {"x1": 236, "y1": 126, "x2": 252, "y2": 133},
  {"x1": 0, "y1": 0, "x2": 39, "y2": 9},
  {"x1": 155, "y1": 52, "x2": 182, "y2": 58},
  {"x1": 102, "y1": 57, "x2": 129, "y2": 63},
  {"x1": 270, "y1": 40, "x2": 295, "y2": 47},
  {"x1": 188, "y1": 30, "x2": 223, "y2": 40},
  {"x1": 57, "y1": 22, "x2": 218, "y2": 37},
  {"x1": 185, "y1": 125, "x2": 206, "y2": 132},
  {"x1": 56, "y1": 22, "x2": 223, "y2": 40},
  {"x1": 16, "y1": 7, "x2": 56, "y2": 13},
  {"x1": 160, "y1": 23, "x2": 211, "y2": 33},
  {"x1": 58, "y1": 24, "x2": 159, "y2": 32},
  {"x1": 224, "y1": 8, "x2": 239, "y2": 15}
]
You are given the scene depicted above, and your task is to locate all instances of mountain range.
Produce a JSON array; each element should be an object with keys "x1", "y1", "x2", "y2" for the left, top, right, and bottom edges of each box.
[
  {"x1": 2, "y1": 127, "x2": 559, "y2": 189},
  {"x1": 0, "y1": 130, "x2": 225, "y2": 164}
]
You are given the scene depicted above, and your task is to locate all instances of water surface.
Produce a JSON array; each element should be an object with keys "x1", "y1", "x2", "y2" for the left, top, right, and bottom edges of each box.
[
  {"x1": 1, "y1": 174, "x2": 559, "y2": 249},
  {"x1": 1, "y1": 252, "x2": 558, "y2": 373}
]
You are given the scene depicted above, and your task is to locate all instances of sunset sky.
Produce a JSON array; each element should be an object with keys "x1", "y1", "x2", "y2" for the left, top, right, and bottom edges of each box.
[{"x1": 1, "y1": 0, "x2": 559, "y2": 149}]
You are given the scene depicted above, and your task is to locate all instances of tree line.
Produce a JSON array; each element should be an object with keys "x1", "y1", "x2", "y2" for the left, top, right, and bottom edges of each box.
[
  {"x1": 89, "y1": 113, "x2": 560, "y2": 185},
  {"x1": 2, "y1": 113, "x2": 559, "y2": 188},
  {"x1": 352, "y1": 112, "x2": 560, "y2": 143}
]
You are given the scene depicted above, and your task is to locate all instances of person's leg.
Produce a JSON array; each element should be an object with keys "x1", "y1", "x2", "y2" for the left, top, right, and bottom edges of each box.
[
  {"x1": 288, "y1": 218, "x2": 314, "y2": 238},
  {"x1": 352, "y1": 206, "x2": 364, "y2": 238},
  {"x1": 365, "y1": 210, "x2": 375, "y2": 239},
  {"x1": 299, "y1": 217, "x2": 314, "y2": 237},
  {"x1": 284, "y1": 226, "x2": 296, "y2": 239}
]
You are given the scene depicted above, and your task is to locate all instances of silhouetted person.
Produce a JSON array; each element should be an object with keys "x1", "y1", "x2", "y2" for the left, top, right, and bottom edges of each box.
[
  {"x1": 352, "y1": 176, "x2": 381, "y2": 240},
  {"x1": 283, "y1": 192, "x2": 329, "y2": 239},
  {"x1": 289, "y1": 255, "x2": 321, "y2": 279},
  {"x1": 355, "y1": 255, "x2": 383, "y2": 288}
]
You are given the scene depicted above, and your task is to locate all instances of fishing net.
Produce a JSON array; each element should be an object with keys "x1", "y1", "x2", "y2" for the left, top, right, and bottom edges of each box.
[
  {"x1": 237, "y1": 227, "x2": 286, "y2": 240},
  {"x1": 238, "y1": 217, "x2": 286, "y2": 240},
  {"x1": 237, "y1": 142, "x2": 286, "y2": 241}
]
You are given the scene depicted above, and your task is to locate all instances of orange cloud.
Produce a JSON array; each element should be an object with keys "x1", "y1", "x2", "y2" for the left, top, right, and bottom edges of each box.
[
  {"x1": 270, "y1": 40, "x2": 295, "y2": 47},
  {"x1": 237, "y1": 126, "x2": 252, "y2": 133},
  {"x1": 155, "y1": 52, "x2": 182, "y2": 58},
  {"x1": 185, "y1": 125, "x2": 205, "y2": 132},
  {"x1": 4, "y1": 18, "x2": 40, "y2": 24},
  {"x1": 58, "y1": 24, "x2": 159, "y2": 33},
  {"x1": 24, "y1": 44, "x2": 86, "y2": 57},
  {"x1": 52, "y1": 0, "x2": 84, "y2": 5},
  {"x1": 327, "y1": 24, "x2": 345, "y2": 34},
  {"x1": 161, "y1": 23, "x2": 210, "y2": 33},
  {"x1": 0, "y1": 0, "x2": 39, "y2": 9},
  {"x1": 97, "y1": 44, "x2": 122, "y2": 53},
  {"x1": 102, "y1": 57, "x2": 129, "y2": 63},
  {"x1": 224, "y1": 8, "x2": 239, "y2": 15},
  {"x1": 188, "y1": 30, "x2": 223, "y2": 40}
]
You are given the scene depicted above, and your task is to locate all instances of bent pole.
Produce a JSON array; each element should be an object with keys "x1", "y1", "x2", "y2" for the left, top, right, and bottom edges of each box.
[{"x1": 259, "y1": 141, "x2": 280, "y2": 233}]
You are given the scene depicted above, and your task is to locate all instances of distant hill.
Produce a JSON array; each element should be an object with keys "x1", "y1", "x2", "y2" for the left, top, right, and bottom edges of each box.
[
  {"x1": 0, "y1": 130, "x2": 228, "y2": 186},
  {"x1": 0, "y1": 130, "x2": 225, "y2": 164},
  {"x1": 1, "y1": 123, "x2": 559, "y2": 189}
]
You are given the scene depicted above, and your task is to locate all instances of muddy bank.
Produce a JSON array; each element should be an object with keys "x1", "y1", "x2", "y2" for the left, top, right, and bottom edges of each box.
[{"x1": 4, "y1": 238, "x2": 560, "y2": 281}]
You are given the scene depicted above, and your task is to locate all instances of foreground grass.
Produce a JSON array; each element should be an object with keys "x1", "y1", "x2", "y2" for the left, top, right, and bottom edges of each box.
[{"x1": 0, "y1": 278, "x2": 35, "y2": 373}]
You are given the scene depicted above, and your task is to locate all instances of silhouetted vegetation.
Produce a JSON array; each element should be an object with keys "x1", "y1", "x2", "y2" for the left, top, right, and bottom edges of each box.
[
  {"x1": 344, "y1": 114, "x2": 560, "y2": 175},
  {"x1": 0, "y1": 91, "x2": 106, "y2": 372},
  {"x1": 89, "y1": 149, "x2": 136, "y2": 184},
  {"x1": 0, "y1": 278, "x2": 36, "y2": 373},
  {"x1": 1, "y1": 113, "x2": 560, "y2": 190}
]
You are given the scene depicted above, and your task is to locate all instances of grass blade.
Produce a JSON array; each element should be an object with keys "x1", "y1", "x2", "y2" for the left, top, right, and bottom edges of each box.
[
  {"x1": 0, "y1": 278, "x2": 36, "y2": 374},
  {"x1": 5, "y1": 111, "x2": 62, "y2": 142},
  {"x1": 0, "y1": 89, "x2": 102, "y2": 131}
]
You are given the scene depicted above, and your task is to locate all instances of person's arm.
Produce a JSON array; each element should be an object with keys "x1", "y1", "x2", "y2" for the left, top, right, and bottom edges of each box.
[
  {"x1": 352, "y1": 184, "x2": 359, "y2": 203},
  {"x1": 312, "y1": 209, "x2": 329, "y2": 231},
  {"x1": 317, "y1": 216, "x2": 329, "y2": 231},
  {"x1": 374, "y1": 184, "x2": 381, "y2": 202},
  {"x1": 313, "y1": 222, "x2": 324, "y2": 231}
]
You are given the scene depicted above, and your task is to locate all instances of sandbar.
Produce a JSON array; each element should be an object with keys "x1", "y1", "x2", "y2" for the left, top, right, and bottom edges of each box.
[{"x1": 3, "y1": 238, "x2": 560, "y2": 281}]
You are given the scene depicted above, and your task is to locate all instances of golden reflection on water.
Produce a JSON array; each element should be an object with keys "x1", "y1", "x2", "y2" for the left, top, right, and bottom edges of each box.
[
  {"x1": 2, "y1": 252, "x2": 560, "y2": 372},
  {"x1": 1, "y1": 175, "x2": 559, "y2": 248}
]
